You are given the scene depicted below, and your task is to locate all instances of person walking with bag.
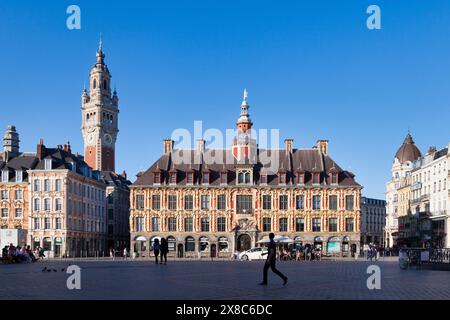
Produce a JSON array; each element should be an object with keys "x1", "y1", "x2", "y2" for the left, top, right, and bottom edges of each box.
[{"x1": 259, "y1": 233, "x2": 288, "y2": 286}]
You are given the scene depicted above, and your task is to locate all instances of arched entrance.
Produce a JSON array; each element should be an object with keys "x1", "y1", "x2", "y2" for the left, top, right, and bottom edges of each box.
[
  {"x1": 210, "y1": 244, "x2": 217, "y2": 258},
  {"x1": 237, "y1": 234, "x2": 251, "y2": 252}
]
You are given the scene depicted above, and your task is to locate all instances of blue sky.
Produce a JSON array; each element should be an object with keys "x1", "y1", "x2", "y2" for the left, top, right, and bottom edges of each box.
[{"x1": 1, "y1": 0, "x2": 449, "y2": 199}]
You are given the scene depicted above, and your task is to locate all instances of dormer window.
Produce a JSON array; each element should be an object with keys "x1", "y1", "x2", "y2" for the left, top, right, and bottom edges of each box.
[
  {"x1": 153, "y1": 173, "x2": 161, "y2": 184},
  {"x1": 312, "y1": 173, "x2": 320, "y2": 185},
  {"x1": 220, "y1": 172, "x2": 227, "y2": 185},
  {"x1": 297, "y1": 173, "x2": 304, "y2": 185},
  {"x1": 1, "y1": 170, "x2": 8, "y2": 183},
  {"x1": 279, "y1": 173, "x2": 287, "y2": 185},
  {"x1": 260, "y1": 174, "x2": 267, "y2": 185},
  {"x1": 170, "y1": 172, "x2": 177, "y2": 184},
  {"x1": 44, "y1": 159, "x2": 52, "y2": 170},
  {"x1": 237, "y1": 169, "x2": 251, "y2": 185},
  {"x1": 15, "y1": 170, "x2": 23, "y2": 183},
  {"x1": 202, "y1": 172, "x2": 210, "y2": 184},
  {"x1": 331, "y1": 173, "x2": 338, "y2": 185},
  {"x1": 187, "y1": 172, "x2": 194, "y2": 185}
]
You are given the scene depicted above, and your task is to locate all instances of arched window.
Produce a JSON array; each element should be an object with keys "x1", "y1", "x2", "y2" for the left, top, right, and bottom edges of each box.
[
  {"x1": 86, "y1": 114, "x2": 89, "y2": 121},
  {"x1": 93, "y1": 79, "x2": 97, "y2": 89},
  {"x1": 167, "y1": 236, "x2": 176, "y2": 251},
  {"x1": 103, "y1": 80, "x2": 107, "y2": 90},
  {"x1": 185, "y1": 236, "x2": 195, "y2": 252},
  {"x1": 238, "y1": 172, "x2": 244, "y2": 184}
]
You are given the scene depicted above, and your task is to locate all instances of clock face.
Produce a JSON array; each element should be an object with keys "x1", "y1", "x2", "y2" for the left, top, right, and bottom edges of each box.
[
  {"x1": 87, "y1": 133, "x2": 95, "y2": 145},
  {"x1": 104, "y1": 133, "x2": 113, "y2": 145}
]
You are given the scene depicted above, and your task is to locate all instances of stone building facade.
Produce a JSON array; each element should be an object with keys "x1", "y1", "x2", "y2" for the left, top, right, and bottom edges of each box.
[
  {"x1": 360, "y1": 197, "x2": 386, "y2": 246},
  {"x1": 130, "y1": 93, "x2": 362, "y2": 258}
]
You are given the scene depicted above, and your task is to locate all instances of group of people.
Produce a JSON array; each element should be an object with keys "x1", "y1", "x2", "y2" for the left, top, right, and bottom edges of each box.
[
  {"x1": 366, "y1": 244, "x2": 380, "y2": 261},
  {"x1": 152, "y1": 238, "x2": 169, "y2": 264},
  {"x1": 276, "y1": 245, "x2": 322, "y2": 261},
  {"x1": 1, "y1": 243, "x2": 45, "y2": 263}
]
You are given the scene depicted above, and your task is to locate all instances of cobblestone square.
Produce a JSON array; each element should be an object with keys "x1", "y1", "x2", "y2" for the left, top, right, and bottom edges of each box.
[{"x1": 1, "y1": 259, "x2": 449, "y2": 300}]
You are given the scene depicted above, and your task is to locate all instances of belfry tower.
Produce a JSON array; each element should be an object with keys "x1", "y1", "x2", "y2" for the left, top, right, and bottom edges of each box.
[{"x1": 81, "y1": 37, "x2": 119, "y2": 172}]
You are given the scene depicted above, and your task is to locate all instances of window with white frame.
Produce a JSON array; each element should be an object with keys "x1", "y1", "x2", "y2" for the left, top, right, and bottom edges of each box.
[
  {"x1": 33, "y1": 198, "x2": 40, "y2": 211},
  {"x1": 55, "y1": 179, "x2": 62, "y2": 192},
  {"x1": 14, "y1": 208, "x2": 22, "y2": 218},
  {"x1": 44, "y1": 217, "x2": 51, "y2": 229},
  {"x1": 1, "y1": 190, "x2": 8, "y2": 200},
  {"x1": 44, "y1": 179, "x2": 50, "y2": 192},
  {"x1": 15, "y1": 170, "x2": 23, "y2": 183},
  {"x1": 15, "y1": 190, "x2": 22, "y2": 200},
  {"x1": 44, "y1": 198, "x2": 51, "y2": 211},
  {"x1": 55, "y1": 198, "x2": 62, "y2": 211},
  {"x1": 201, "y1": 195, "x2": 210, "y2": 210},
  {"x1": 1, "y1": 170, "x2": 8, "y2": 183},
  {"x1": 1, "y1": 208, "x2": 8, "y2": 218},
  {"x1": 44, "y1": 159, "x2": 52, "y2": 170}
]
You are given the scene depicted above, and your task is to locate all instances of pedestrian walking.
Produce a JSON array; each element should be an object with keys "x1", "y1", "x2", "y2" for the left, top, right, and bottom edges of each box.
[
  {"x1": 259, "y1": 233, "x2": 288, "y2": 286},
  {"x1": 160, "y1": 238, "x2": 168, "y2": 265},
  {"x1": 153, "y1": 238, "x2": 161, "y2": 264},
  {"x1": 123, "y1": 248, "x2": 128, "y2": 260}
]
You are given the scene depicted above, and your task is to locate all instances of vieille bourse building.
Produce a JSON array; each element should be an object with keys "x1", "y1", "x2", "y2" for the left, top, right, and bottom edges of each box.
[{"x1": 130, "y1": 94, "x2": 362, "y2": 258}]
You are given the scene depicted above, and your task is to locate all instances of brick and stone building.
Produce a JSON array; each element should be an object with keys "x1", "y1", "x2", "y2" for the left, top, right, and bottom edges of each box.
[{"x1": 130, "y1": 92, "x2": 362, "y2": 258}]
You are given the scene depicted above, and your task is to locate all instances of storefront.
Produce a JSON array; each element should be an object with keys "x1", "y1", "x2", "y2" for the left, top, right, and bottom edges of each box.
[
  {"x1": 313, "y1": 236, "x2": 323, "y2": 250},
  {"x1": 54, "y1": 237, "x2": 62, "y2": 257},
  {"x1": 134, "y1": 236, "x2": 147, "y2": 256},
  {"x1": 342, "y1": 236, "x2": 350, "y2": 256},
  {"x1": 327, "y1": 236, "x2": 341, "y2": 255},
  {"x1": 218, "y1": 236, "x2": 229, "y2": 253}
]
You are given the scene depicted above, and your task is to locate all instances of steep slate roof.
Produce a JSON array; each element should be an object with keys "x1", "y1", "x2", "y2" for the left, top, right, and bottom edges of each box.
[
  {"x1": 101, "y1": 171, "x2": 131, "y2": 190},
  {"x1": 0, "y1": 153, "x2": 38, "y2": 182},
  {"x1": 34, "y1": 147, "x2": 88, "y2": 174},
  {"x1": 133, "y1": 147, "x2": 360, "y2": 188}
]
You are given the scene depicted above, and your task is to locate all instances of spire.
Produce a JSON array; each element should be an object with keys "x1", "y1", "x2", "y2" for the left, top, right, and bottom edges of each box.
[
  {"x1": 98, "y1": 33, "x2": 103, "y2": 52},
  {"x1": 236, "y1": 88, "x2": 253, "y2": 132}
]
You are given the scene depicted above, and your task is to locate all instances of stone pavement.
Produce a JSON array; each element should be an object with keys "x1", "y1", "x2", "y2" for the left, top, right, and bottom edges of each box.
[{"x1": 0, "y1": 260, "x2": 449, "y2": 300}]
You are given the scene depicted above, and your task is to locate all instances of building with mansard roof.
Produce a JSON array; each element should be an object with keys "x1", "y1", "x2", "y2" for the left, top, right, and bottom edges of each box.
[{"x1": 130, "y1": 92, "x2": 362, "y2": 258}]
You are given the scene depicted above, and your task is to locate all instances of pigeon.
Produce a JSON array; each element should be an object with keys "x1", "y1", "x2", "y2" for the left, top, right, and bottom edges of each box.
[
  {"x1": 47, "y1": 269, "x2": 52, "y2": 272},
  {"x1": 41, "y1": 267, "x2": 47, "y2": 272},
  {"x1": 61, "y1": 268, "x2": 65, "y2": 272},
  {"x1": 52, "y1": 269, "x2": 57, "y2": 272}
]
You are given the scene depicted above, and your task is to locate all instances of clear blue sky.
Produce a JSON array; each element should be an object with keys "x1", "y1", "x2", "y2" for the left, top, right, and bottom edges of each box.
[{"x1": 1, "y1": 0, "x2": 449, "y2": 199}]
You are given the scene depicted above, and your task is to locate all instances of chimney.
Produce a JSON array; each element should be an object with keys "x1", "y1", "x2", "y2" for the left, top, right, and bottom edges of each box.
[
  {"x1": 284, "y1": 139, "x2": 294, "y2": 153},
  {"x1": 163, "y1": 139, "x2": 174, "y2": 154},
  {"x1": 316, "y1": 140, "x2": 329, "y2": 155},
  {"x1": 121, "y1": 170, "x2": 127, "y2": 179},
  {"x1": 197, "y1": 139, "x2": 205, "y2": 153},
  {"x1": 63, "y1": 141, "x2": 72, "y2": 153},
  {"x1": 427, "y1": 146, "x2": 437, "y2": 154},
  {"x1": 37, "y1": 139, "x2": 46, "y2": 160}
]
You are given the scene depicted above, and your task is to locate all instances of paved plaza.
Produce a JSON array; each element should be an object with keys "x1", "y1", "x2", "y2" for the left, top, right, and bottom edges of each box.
[{"x1": 1, "y1": 259, "x2": 449, "y2": 300}]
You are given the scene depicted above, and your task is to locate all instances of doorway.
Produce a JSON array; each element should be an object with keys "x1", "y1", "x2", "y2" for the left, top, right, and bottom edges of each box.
[{"x1": 237, "y1": 234, "x2": 251, "y2": 252}]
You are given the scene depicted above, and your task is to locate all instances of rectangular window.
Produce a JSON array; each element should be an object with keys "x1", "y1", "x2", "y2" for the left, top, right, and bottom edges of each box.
[
  {"x1": 55, "y1": 198, "x2": 62, "y2": 211},
  {"x1": 34, "y1": 217, "x2": 40, "y2": 229},
  {"x1": 15, "y1": 170, "x2": 23, "y2": 183},
  {"x1": 168, "y1": 195, "x2": 177, "y2": 210},
  {"x1": 297, "y1": 174, "x2": 304, "y2": 184},
  {"x1": 108, "y1": 225, "x2": 114, "y2": 235},
  {"x1": 44, "y1": 198, "x2": 51, "y2": 211},
  {"x1": 1, "y1": 208, "x2": 8, "y2": 218},
  {"x1": 295, "y1": 218, "x2": 304, "y2": 232},
  {"x1": 331, "y1": 173, "x2": 338, "y2": 184},
  {"x1": 346, "y1": 195, "x2": 354, "y2": 211},
  {"x1": 44, "y1": 218, "x2": 51, "y2": 230},
  {"x1": 346, "y1": 218, "x2": 354, "y2": 232},
  {"x1": 108, "y1": 194, "x2": 114, "y2": 204},
  {"x1": 44, "y1": 159, "x2": 52, "y2": 170},
  {"x1": 217, "y1": 217, "x2": 226, "y2": 232},
  {"x1": 44, "y1": 179, "x2": 50, "y2": 192},
  {"x1": 152, "y1": 195, "x2": 160, "y2": 211},
  {"x1": 295, "y1": 195, "x2": 304, "y2": 210},
  {"x1": 15, "y1": 190, "x2": 22, "y2": 200},
  {"x1": 260, "y1": 174, "x2": 267, "y2": 184},
  {"x1": 184, "y1": 195, "x2": 193, "y2": 210},
  {"x1": 263, "y1": 217, "x2": 271, "y2": 232},
  {"x1": 279, "y1": 218, "x2": 288, "y2": 232},
  {"x1": 312, "y1": 218, "x2": 321, "y2": 232},
  {"x1": 312, "y1": 195, "x2": 321, "y2": 210},
  {"x1": 201, "y1": 217, "x2": 210, "y2": 232},
  {"x1": 152, "y1": 217, "x2": 160, "y2": 232},
  {"x1": 313, "y1": 173, "x2": 320, "y2": 184},
  {"x1": 187, "y1": 173, "x2": 194, "y2": 184},
  {"x1": 201, "y1": 195, "x2": 210, "y2": 210},
  {"x1": 262, "y1": 195, "x2": 272, "y2": 210},
  {"x1": 108, "y1": 209, "x2": 114, "y2": 220},
  {"x1": 170, "y1": 173, "x2": 177, "y2": 184},
  {"x1": 1, "y1": 171, "x2": 8, "y2": 183},
  {"x1": 202, "y1": 173, "x2": 210, "y2": 184},
  {"x1": 135, "y1": 217, "x2": 144, "y2": 232},
  {"x1": 56, "y1": 218, "x2": 62, "y2": 230},
  {"x1": 153, "y1": 173, "x2": 160, "y2": 184},
  {"x1": 14, "y1": 208, "x2": 22, "y2": 218},
  {"x1": 55, "y1": 179, "x2": 62, "y2": 192},
  {"x1": 329, "y1": 217, "x2": 338, "y2": 232},
  {"x1": 33, "y1": 179, "x2": 40, "y2": 191},
  {"x1": 236, "y1": 195, "x2": 252, "y2": 213},
  {"x1": 329, "y1": 195, "x2": 338, "y2": 210},
  {"x1": 217, "y1": 194, "x2": 226, "y2": 210},
  {"x1": 168, "y1": 217, "x2": 177, "y2": 232},
  {"x1": 1, "y1": 190, "x2": 7, "y2": 200},
  {"x1": 184, "y1": 217, "x2": 193, "y2": 232},
  {"x1": 220, "y1": 173, "x2": 227, "y2": 184},
  {"x1": 279, "y1": 195, "x2": 288, "y2": 210},
  {"x1": 279, "y1": 174, "x2": 286, "y2": 184},
  {"x1": 33, "y1": 198, "x2": 40, "y2": 211},
  {"x1": 135, "y1": 195, "x2": 145, "y2": 210}
]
